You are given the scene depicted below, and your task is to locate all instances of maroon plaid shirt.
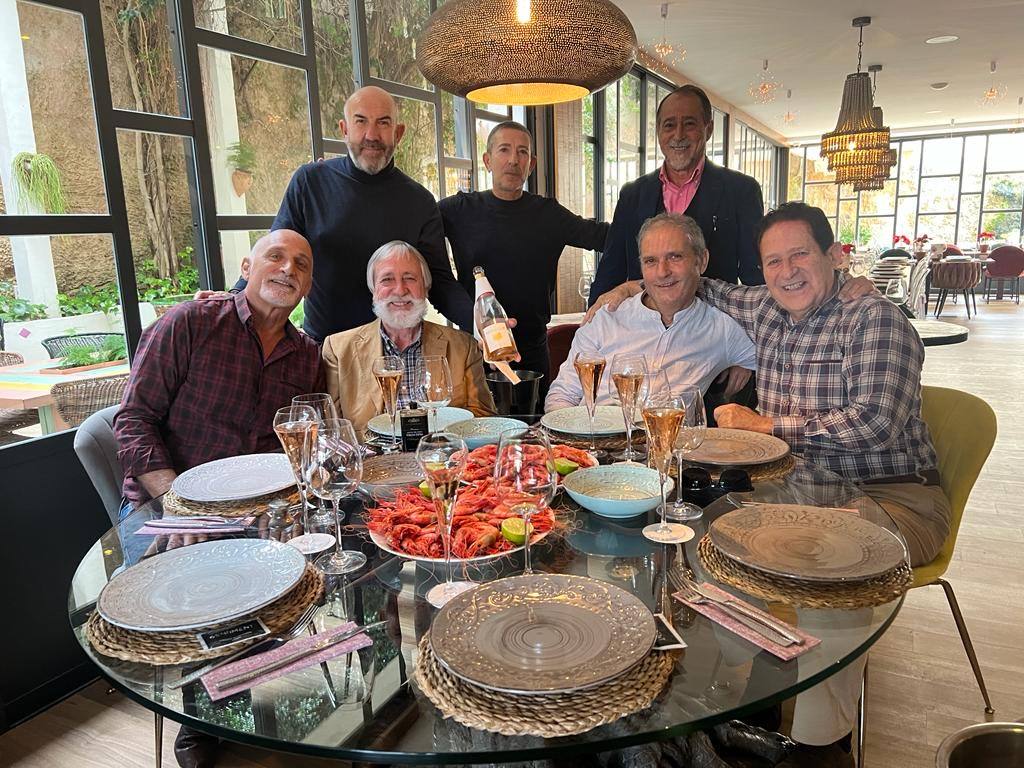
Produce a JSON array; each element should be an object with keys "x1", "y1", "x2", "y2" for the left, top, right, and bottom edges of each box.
[{"x1": 115, "y1": 293, "x2": 324, "y2": 507}]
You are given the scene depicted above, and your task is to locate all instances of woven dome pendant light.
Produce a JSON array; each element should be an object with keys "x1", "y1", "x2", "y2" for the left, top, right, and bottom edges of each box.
[
  {"x1": 820, "y1": 17, "x2": 892, "y2": 187},
  {"x1": 415, "y1": 0, "x2": 637, "y2": 106}
]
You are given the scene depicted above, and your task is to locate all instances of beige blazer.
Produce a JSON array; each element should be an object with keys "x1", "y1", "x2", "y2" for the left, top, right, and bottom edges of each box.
[{"x1": 322, "y1": 319, "x2": 497, "y2": 434}]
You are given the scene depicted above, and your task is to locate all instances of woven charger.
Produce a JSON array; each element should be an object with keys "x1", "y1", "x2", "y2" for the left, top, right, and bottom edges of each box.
[
  {"x1": 85, "y1": 565, "x2": 324, "y2": 665},
  {"x1": 698, "y1": 535, "x2": 910, "y2": 610},
  {"x1": 414, "y1": 635, "x2": 674, "y2": 737},
  {"x1": 162, "y1": 488, "x2": 300, "y2": 518}
]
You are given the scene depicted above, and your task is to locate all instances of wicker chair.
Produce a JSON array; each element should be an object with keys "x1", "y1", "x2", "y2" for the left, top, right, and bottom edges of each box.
[
  {"x1": 50, "y1": 374, "x2": 129, "y2": 429},
  {"x1": 41, "y1": 333, "x2": 124, "y2": 360},
  {"x1": 0, "y1": 351, "x2": 39, "y2": 442}
]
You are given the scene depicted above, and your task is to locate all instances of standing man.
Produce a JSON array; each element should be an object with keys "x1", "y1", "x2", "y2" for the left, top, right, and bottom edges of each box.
[
  {"x1": 588, "y1": 84, "x2": 764, "y2": 302},
  {"x1": 222, "y1": 86, "x2": 473, "y2": 340},
  {"x1": 439, "y1": 121, "x2": 608, "y2": 385}
]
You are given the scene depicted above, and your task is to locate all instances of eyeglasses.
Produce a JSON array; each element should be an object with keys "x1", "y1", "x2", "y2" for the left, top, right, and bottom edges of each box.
[{"x1": 678, "y1": 467, "x2": 753, "y2": 493}]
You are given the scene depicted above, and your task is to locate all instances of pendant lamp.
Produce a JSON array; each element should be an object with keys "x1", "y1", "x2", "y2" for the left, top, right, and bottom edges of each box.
[{"x1": 416, "y1": 0, "x2": 637, "y2": 106}]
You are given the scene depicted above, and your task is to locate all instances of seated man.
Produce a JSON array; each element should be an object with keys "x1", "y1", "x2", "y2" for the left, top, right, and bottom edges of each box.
[
  {"x1": 323, "y1": 240, "x2": 495, "y2": 432},
  {"x1": 545, "y1": 213, "x2": 755, "y2": 411}
]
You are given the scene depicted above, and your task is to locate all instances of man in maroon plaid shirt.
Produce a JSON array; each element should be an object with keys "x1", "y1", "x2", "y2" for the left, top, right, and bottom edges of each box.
[{"x1": 115, "y1": 229, "x2": 324, "y2": 510}]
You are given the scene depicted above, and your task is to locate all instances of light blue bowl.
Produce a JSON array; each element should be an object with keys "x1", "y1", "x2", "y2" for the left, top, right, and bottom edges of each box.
[
  {"x1": 446, "y1": 417, "x2": 529, "y2": 449},
  {"x1": 562, "y1": 464, "x2": 674, "y2": 519}
]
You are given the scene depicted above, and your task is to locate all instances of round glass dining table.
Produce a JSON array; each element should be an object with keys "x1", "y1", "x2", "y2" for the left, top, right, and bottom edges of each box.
[{"x1": 68, "y1": 458, "x2": 905, "y2": 765}]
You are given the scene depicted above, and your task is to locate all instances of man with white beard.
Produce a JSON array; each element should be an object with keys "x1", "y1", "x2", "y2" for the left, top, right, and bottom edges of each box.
[{"x1": 322, "y1": 241, "x2": 495, "y2": 433}]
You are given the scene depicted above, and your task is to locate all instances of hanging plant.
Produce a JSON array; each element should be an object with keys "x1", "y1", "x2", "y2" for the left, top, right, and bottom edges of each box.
[
  {"x1": 226, "y1": 140, "x2": 258, "y2": 197},
  {"x1": 11, "y1": 151, "x2": 70, "y2": 214}
]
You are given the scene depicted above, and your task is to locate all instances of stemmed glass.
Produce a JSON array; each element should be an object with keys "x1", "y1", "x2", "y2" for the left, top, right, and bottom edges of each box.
[
  {"x1": 308, "y1": 418, "x2": 366, "y2": 575},
  {"x1": 669, "y1": 386, "x2": 706, "y2": 522},
  {"x1": 273, "y1": 404, "x2": 318, "y2": 520},
  {"x1": 419, "y1": 356, "x2": 453, "y2": 432},
  {"x1": 573, "y1": 351, "x2": 607, "y2": 459},
  {"x1": 372, "y1": 356, "x2": 403, "y2": 453},
  {"x1": 608, "y1": 353, "x2": 648, "y2": 463},
  {"x1": 640, "y1": 372, "x2": 695, "y2": 544},
  {"x1": 493, "y1": 428, "x2": 557, "y2": 575},
  {"x1": 885, "y1": 278, "x2": 907, "y2": 305},
  {"x1": 416, "y1": 432, "x2": 475, "y2": 607},
  {"x1": 292, "y1": 393, "x2": 339, "y2": 527},
  {"x1": 578, "y1": 272, "x2": 594, "y2": 303}
]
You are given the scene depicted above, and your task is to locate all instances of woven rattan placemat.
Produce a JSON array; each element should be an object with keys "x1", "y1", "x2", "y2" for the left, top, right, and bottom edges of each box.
[
  {"x1": 674, "y1": 454, "x2": 796, "y2": 483},
  {"x1": 85, "y1": 565, "x2": 324, "y2": 665},
  {"x1": 697, "y1": 535, "x2": 910, "y2": 610},
  {"x1": 414, "y1": 635, "x2": 675, "y2": 737},
  {"x1": 162, "y1": 488, "x2": 300, "y2": 518}
]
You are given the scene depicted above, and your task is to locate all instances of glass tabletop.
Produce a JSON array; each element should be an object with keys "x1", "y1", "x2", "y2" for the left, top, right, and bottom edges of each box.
[{"x1": 68, "y1": 457, "x2": 904, "y2": 764}]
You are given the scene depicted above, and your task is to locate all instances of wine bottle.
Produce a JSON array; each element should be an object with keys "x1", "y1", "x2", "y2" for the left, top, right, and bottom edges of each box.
[{"x1": 473, "y1": 266, "x2": 519, "y2": 363}]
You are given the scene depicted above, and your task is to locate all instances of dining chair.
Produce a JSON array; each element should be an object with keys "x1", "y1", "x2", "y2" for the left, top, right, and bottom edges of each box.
[
  {"x1": 856, "y1": 386, "x2": 997, "y2": 768},
  {"x1": 0, "y1": 351, "x2": 40, "y2": 443},
  {"x1": 930, "y1": 261, "x2": 983, "y2": 318},
  {"x1": 982, "y1": 245, "x2": 1024, "y2": 304},
  {"x1": 40, "y1": 332, "x2": 124, "y2": 359},
  {"x1": 73, "y1": 404, "x2": 124, "y2": 526},
  {"x1": 546, "y1": 322, "x2": 579, "y2": 380},
  {"x1": 51, "y1": 373, "x2": 129, "y2": 429}
]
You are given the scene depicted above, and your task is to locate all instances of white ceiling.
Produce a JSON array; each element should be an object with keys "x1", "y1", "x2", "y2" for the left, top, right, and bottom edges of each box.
[{"x1": 617, "y1": 0, "x2": 1024, "y2": 143}]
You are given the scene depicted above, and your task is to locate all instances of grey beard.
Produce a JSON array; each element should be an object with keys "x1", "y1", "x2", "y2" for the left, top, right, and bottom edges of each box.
[
  {"x1": 373, "y1": 297, "x2": 428, "y2": 329},
  {"x1": 349, "y1": 146, "x2": 392, "y2": 175}
]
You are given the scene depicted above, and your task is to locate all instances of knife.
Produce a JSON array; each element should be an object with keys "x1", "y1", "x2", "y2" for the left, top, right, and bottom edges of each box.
[{"x1": 214, "y1": 620, "x2": 386, "y2": 689}]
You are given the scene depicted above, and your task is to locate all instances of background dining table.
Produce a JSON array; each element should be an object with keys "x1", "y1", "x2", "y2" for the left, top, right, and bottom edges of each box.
[{"x1": 69, "y1": 457, "x2": 907, "y2": 765}]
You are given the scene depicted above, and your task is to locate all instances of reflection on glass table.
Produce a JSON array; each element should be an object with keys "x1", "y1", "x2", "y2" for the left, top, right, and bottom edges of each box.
[{"x1": 69, "y1": 457, "x2": 904, "y2": 765}]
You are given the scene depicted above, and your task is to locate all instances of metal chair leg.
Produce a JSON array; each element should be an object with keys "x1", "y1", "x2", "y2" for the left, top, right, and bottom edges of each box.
[
  {"x1": 155, "y1": 712, "x2": 163, "y2": 768},
  {"x1": 857, "y1": 659, "x2": 868, "y2": 768},
  {"x1": 971, "y1": 288, "x2": 978, "y2": 316},
  {"x1": 938, "y1": 578, "x2": 995, "y2": 715}
]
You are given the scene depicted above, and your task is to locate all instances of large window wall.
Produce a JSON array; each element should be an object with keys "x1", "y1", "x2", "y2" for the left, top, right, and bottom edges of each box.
[
  {"x1": 789, "y1": 132, "x2": 1024, "y2": 249},
  {"x1": 732, "y1": 120, "x2": 779, "y2": 210}
]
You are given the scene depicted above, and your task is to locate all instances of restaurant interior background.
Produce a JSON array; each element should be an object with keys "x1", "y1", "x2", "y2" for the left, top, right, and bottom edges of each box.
[{"x1": 0, "y1": 0, "x2": 1022, "y2": 764}]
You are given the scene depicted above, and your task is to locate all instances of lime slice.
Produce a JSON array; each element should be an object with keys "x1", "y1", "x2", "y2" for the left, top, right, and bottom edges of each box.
[
  {"x1": 418, "y1": 480, "x2": 431, "y2": 498},
  {"x1": 553, "y1": 458, "x2": 580, "y2": 476},
  {"x1": 501, "y1": 517, "x2": 532, "y2": 545}
]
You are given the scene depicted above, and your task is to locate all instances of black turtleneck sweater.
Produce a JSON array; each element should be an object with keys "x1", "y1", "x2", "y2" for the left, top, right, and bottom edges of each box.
[{"x1": 236, "y1": 156, "x2": 473, "y2": 342}]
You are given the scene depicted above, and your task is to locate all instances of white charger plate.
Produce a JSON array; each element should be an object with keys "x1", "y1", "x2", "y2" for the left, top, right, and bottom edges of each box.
[
  {"x1": 367, "y1": 406, "x2": 473, "y2": 437},
  {"x1": 171, "y1": 453, "x2": 294, "y2": 503},
  {"x1": 540, "y1": 405, "x2": 627, "y2": 436}
]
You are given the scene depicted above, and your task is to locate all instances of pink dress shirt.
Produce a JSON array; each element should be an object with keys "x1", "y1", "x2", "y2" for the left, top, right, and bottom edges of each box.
[{"x1": 659, "y1": 157, "x2": 705, "y2": 214}]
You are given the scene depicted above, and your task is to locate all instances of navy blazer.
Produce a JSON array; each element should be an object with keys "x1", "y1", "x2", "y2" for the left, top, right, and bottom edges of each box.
[{"x1": 589, "y1": 161, "x2": 765, "y2": 303}]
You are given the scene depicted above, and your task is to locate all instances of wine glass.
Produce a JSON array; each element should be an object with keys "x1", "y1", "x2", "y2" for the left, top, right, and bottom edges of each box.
[
  {"x1": 493, "y1": 427, "x2": 557, "y2": 575},
  {"x1": 885, "y1": 278, "x2": 907, "y2": 305},
  {"x1": 416, "y1": 432, "x2": 475, "y2": 607},
  {"x1": 608, "y1": 353, "x2": 648, "y2": 463},
  {"x1": 292, "y1": 394, "x2": 339, "y2": 526},
  {"x1": 273, "y1": 404, "x2": 318, "y2": 521},
  {"x1": 372, "y1": 356, "x2": 403, "y2": 453},
  {"x1": 309, "y1": 418, "x2": 366, "y2": 575},
  {"x1": 640, "y1": 372, "x2": 695, "y2": 544},
  {"x1": 849, "y1": 254, "x2": 868, "y2": 278},
  {"x1": 578, "y1": 272, "x2": 594, "y2": 302},
  {"x1": 573, "y1": 351, "x2": 607, "y2": 459},
  {"x1": 419, "y1": 356, "x2": 453, "y2": 432},
  {"x1": 668, "y1": 386, "x2": 706, "y2": 522}
]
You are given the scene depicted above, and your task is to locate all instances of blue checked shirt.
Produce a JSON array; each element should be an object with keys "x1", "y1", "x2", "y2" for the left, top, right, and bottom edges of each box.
[
  {"x1": 699, "y1": 273, "x2": 938, "y2": 482},
  {"x1": 379, "y1": 325, "x2": 424, "y2": 410}
]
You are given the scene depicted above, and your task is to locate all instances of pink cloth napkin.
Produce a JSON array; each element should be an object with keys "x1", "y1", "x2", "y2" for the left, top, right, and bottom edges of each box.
[
  {"x1": 673, "y1": 583, "x2": 819, "y2": 661},
  {"x1": 202, "y1": 621, "x2": 373, "y2": 701}
]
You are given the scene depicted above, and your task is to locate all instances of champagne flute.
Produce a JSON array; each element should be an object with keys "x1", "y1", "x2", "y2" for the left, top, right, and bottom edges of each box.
[
  {"x1": 885, "y1": 277, "x2": 907, "y2": 305},
  {"x1": 641, "y1": 373, "x2": 694, "y2": 544},
  {"x1": 608, "y1": 353, "x2": 648, "y2": 463},
  {"x1": 273, "y1": 405, "x2": 318, "y2": 520},
  {"x1": 292, "y1": 393, "x2": 339, "y2": 526},
  {"x1": 372, "y1": 356, "x2": 403, "y2": 453},
  {"x1": 669, "y1": 386, "x2": 706, "y2": 522},
  {"x1": 419, "y1": 356, "x2": 453, "y2": 432},
  {"x1": 574, "y1": 351, "x2": 607, "y2": 459},
  {"x1": 416, "y1": 432, "x2": 475, "y2": 607},
  {"x1": 309, "y1": 418, "x2": 367, "y2": 575},
  {"x1": 493, "y1": 428, "x2": 556, "y2": 576}
]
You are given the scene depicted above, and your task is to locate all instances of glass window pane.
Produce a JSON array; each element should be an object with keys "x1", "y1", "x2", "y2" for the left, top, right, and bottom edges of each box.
[
  {"x1": 859, "y1": 180, "x2": 897, "y2": 216},
  {"x1": 102, "y1": 0, "x2": 185, "y2": 116},
  {"x1": 917, "y1": 214, "x2": 956, "y2": 244},
  {"x1": 983, "y1": 173, "x2": 1024, "y2": 211},
  {"x1": 444, "y1": 165, "x2": 471, "y2": 195},
  {"x1": 898, "y1": 141, "x2": 920, "y2": 196},
  {"x1": 199, "y1": 49, "x2": 313, "y2": 215},
  {"x1": 313, "y1": 0, "x2": 355, "y2": 141},
  {"x1": 582, "y1": 94, "x2": 594, "y2": 137},
  {"x1": 838, "y1": 200, "x2": 856, "y2": 245},
  {"x1": 710, "y1": 108, "x2": 725, "y2": 166},
  {"x1": 367, "y1": 0, "x2": 431, "y2": 90},
  {"x1": 919, "y1": 176, "x2": 959, "y2": 213},
  {"x1": 2, "y1": 2, "x2": 107, "y2": 215},
  {"x1": 619, "y1": 75, "x2": 641, "y2": 148},
  {"x1": 804, "y1": 184, "x2": 838, "y2": 217},
  {"x1": 957, "y1": 194, "x2": 981, "y2": 245},
  {"x1": 839, "y1": 183, "x2": 857, "y2": 200},
  {"x1": 604, "y1": 84, "x2": 619, "y2": 217},
  {"x1": 804, "y1": 146, "x2": 834, "y2": 183},
  {"x1": 441, "y1": 93, "x2": 469, "y2": 159},
  {"x1": 981, "y1": 212, "x2": 1022, "y2": 245},
  {"x1": 787, "y1": 148, "x2": 804, "y2": 201},
  {"x1": 921, "y1": 137, "x2": 962, "y2": 176},
  {"x1": 582, "y1": 142, "x2": 595, "y2": 219},
  {"x1": 986, "y1": 133, "x2": 1024, "y2": 173},
  {"x1": 116, "y1": 131, "x2": 200, "y2": 308},
  {"x1": 194, "y1": 0, "x2": 302, "y2": 53},
  {"x1": 961, "y1": 136, "x2": 986, "y2": 194},
  {"x1": 474, "y1": 116, "x2": 500, "y2": 192},
  {"x1": 896, "y1": 197, "x2": 917, "y2": 244},
  {"x1": 395, "y1": 97, "x2": 438, "y2": 198},
  {"x1": 857, "y1": 217, "x2": 894, "y2": 249},
  {"x1": 646, "y1": 85, "x2": 657, "y2": 173}
]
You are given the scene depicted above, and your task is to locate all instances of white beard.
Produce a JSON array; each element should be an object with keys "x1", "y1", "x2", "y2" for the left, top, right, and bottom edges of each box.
[{"x1": 373, "y1": 296, "x2": 428, "y2": 329}]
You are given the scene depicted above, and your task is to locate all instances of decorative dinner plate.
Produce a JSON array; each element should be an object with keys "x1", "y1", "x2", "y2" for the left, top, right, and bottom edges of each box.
[
  {"x1": 97, "y1": 539, "x2": 306, "y2": 631},
  {"x1": 684, "y1": 428, "x2": 790, "y2": 467},
  {"x1": 361, "y1": 453, "x2": 424, "y2": 487},
  {"x1": 446, "y1": 417, "x2": 529, "y2": 448},
  {"x1": 430, "y1": 573, "x2": 656, "y2": 694},
  {"x1": 709, "y1": 504, "x2": 909, "y2": 582},
  {"x1": 541, "y1": 405, "x2": 627, "y2": 436},
  {"x1": 367, "y1": 406, "x2": 473, "y2": 437},
  {"x1": 171, "y1": 453, "x2": 294, "y2": 503}
]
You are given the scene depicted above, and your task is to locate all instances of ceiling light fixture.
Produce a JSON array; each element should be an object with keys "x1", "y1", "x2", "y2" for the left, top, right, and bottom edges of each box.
[
  {"x1": 851, "y1": 64, "x2": 897, "y2": 192},
  {"x1": 416, "y1": 0, "x2": 636, "y2": 106},
  {"x1": 979, "y1": 61, "x2": 1007, "y2": 107},
  {"x1": 778, "y1": 89, "x2": 798, "y2": 125},
  {"x1": 641, "y1": 3, "x2": 686, "y2": 74},
  {"x1": 930, "y1": 82, "x2": 949, "y2": 91},
  {"x1": 925, "y1": 35, "x2": 959, "y2": 44},
  {"x1": 820, "y1": 17, "x2": 893, "y2": 189},
  {"x1": 1010, "y1": 96, "x2": 1024, "y2": 134},
  {"x1": 748, "y1": 59, "x2": 782, "y2": 104},
  {"x1": 925, "y1": 109, "x2": 943, "y2": 114}
]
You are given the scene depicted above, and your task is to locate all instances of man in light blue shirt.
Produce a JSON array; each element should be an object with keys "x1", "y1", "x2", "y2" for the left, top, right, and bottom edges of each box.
[{"x1": 545, "y1": 212, "x2": 756, "y2": 410}]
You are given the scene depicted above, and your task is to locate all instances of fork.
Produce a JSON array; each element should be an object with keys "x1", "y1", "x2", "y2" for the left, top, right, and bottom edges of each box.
[
  {"x1": 169, "y1": 601, "x2": 320, "y2": 690},
  {"x1": 667, "y1": 569, "x2": 801, "y2": 647}
]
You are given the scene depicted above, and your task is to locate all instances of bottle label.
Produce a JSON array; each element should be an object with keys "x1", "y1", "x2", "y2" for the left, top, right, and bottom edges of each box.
[
  {"x1": 483, "y1": 323, "x2": 513, "y2": 351},
  {"x1": 400, "y1": 410, "x2": 429, "y2": 452}
]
